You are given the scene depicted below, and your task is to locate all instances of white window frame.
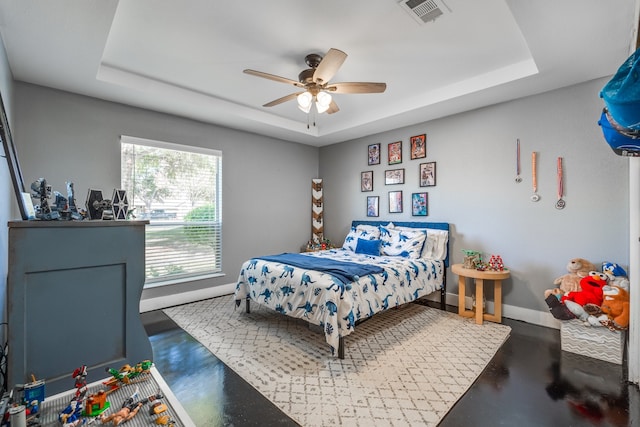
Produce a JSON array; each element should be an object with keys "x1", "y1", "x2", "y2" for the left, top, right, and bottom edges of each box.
[{"x1": 121, "y1": 135, "x2": 222, "y2": 288}]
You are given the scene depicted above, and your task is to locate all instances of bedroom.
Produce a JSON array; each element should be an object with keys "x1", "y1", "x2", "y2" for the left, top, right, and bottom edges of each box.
[{"x1": 0, "y1": 0, "x2": 638, "y2": 425}]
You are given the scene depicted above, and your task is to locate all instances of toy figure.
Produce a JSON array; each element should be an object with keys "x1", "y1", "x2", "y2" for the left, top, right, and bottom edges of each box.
[
  {"x1": 545, "y1": 271, "x2": 609, "y2": 320},
  {"x1": 72, "y1": 365, "x2": 88, "y2": 401},
  {"x1": 59, "y1": 400, "x2": 84, "y2": 426},
  {"x1": 99, "y1": 401, "x2": 143, "y2": 426},
  {"x1": 84, "y1": 390, "x2": 111, "y2": 417},
  {"x1": 30, "y1": 178, "x2": 60, "y2": 220},
  {"x1": 103, "y1": 360, "x2": 152, "y2": 390},
  {"x1": 99, "y1": 388, "x2": 149, "y2": 426}
]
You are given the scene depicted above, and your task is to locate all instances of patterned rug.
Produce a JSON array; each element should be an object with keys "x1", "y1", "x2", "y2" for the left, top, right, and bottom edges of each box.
[{"x1": 164, "y1": 296, "x2": 511, "y2": 427}]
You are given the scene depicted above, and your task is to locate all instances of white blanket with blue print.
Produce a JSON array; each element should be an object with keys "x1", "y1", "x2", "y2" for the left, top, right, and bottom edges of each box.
[{"x1": 234, "y1": 248, "x2": 445, "y2": 355}]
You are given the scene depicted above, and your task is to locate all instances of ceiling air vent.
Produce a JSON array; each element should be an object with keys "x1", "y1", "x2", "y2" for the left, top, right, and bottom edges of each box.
[{"x1": 398, "y1": 0, "x2": 450, "y2": 25}]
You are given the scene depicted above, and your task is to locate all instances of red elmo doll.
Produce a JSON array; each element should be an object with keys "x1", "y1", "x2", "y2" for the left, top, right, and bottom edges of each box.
[{"x1": 561, "y1": 271, "x2": 608, "y2": 307}]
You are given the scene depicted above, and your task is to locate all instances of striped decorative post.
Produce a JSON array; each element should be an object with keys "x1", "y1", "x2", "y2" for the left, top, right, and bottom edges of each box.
[{"x1": 311, "y1": 179, "x2": 323, "y2": 243}]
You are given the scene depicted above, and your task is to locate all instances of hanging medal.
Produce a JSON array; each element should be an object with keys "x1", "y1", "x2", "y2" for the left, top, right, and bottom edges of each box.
[
  {"x1": 556, "y1": 157, "x2": 565, "y2": 209},
  {"x1": 515, "y1": 139, "x2": 522, "y2": 183},
  {"x1": 530, "y1": 152, "x2": 540, "y2": 202}
]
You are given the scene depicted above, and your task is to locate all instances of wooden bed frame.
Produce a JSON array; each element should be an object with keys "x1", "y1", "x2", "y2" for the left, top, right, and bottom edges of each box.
[{"x1": 244, "y1": 220, "x2": 450, "y2": 359}]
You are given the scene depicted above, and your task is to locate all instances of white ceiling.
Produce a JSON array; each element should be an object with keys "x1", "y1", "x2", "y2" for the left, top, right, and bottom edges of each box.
[{"x1": 0, "y1": 0, "x2": 637, "y2": 147}]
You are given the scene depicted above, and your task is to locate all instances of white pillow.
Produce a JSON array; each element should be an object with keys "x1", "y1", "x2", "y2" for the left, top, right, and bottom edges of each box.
[
  {"x1": 342, "y1": 226, "x2": 379, "y2": 251},
  {"x1": 422, "y1": 229, "x2": 449, "y2": 261},
  {"x1": 379, "y1": 226, "x2": 426, "y2": 259},
  {"x1": 389, "y1": 224, "x2": 449, "y2": 261},
  {"x1": 355, "y1": 224, "x2": 381, "y2": 238}
]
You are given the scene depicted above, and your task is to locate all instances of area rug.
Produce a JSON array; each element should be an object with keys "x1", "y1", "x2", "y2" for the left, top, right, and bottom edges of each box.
[{"x1": 164, "y1": 296, "x2": 511, "y2": 427}]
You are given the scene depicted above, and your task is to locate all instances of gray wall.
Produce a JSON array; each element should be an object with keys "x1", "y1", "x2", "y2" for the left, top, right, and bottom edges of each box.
[
  {"x1": 5, "y1": 71, "x2": 631, "y2": 322},
  {"x1": 320, "y1": 78, "x2": 629, "y2": 320},
  {"x1": 13, "y1": 82, "x2": 319, "y2": 300}
]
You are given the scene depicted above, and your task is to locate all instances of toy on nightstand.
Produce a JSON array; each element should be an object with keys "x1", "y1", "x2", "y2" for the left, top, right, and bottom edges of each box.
[
  {"x1": 461, "y1": 249, "x2": 482, "y2": 269},
  {"x1": 488, "y1": 255, "x2": 505, "y2": 271}
]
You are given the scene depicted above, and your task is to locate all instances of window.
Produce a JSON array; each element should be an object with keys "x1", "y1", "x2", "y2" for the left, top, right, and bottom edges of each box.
[{"x1": 121, "y1": 136, "x2": 222, "y2": 285}]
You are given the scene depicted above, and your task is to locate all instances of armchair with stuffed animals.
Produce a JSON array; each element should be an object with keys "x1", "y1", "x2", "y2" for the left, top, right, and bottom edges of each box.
[{"x1": 544, "y1": 259, "x2": 630, "y2": 331}]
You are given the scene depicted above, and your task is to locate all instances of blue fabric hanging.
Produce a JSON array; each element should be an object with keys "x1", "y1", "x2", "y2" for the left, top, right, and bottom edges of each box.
[
  {"x1": 598, "y1": 108, "x2": 640, "y2": 156},
  {"x1": 600, "y1": 47, "x2": 640, "y2": 130}
]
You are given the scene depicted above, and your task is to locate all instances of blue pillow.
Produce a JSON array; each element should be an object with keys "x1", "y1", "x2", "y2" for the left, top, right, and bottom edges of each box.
[{"x1": 355, "y1": 238, "x2": 381, "y2": 256}]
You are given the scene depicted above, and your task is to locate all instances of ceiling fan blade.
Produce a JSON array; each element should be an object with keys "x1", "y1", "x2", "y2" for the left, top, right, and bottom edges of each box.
[
  {"x1": 244, "y1": 69, "x2": 304, "y2": 88},
  {"x1": 326, "y1": 82, "x2": 387, "y2": 94},
  {"x1": 263, "y1": 92, "x2": 304, "y2": 107},
  {"x1": 313, "y1": 48, "x2": 347, "y2": 84},
  {"x1": 326, "y1": 100, "x2": 340, "y2": 115}
]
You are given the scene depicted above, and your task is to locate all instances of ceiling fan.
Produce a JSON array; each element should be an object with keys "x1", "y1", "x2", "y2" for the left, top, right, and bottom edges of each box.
[{"x1": 243, "y1": 48, "x2": 386, "y2": 115}]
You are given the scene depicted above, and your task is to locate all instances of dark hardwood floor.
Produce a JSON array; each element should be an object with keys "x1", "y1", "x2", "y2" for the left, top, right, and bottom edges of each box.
[{"x1": 142, "y1": 300, "x2": 640, "y2": 426}]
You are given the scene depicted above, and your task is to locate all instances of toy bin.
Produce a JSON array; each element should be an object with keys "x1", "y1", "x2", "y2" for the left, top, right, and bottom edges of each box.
[{"x1": 560, "y1": 320, "x2": 625, "y2": 365}]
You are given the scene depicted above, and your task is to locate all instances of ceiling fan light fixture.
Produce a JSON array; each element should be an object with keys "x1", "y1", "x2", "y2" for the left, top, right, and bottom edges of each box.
[
  {"x1": 316, "y1": 91, "x2": 332, "y2": 113},
  {"x1": 297, "y1": 91, "x2": 313, "y2": 113}
]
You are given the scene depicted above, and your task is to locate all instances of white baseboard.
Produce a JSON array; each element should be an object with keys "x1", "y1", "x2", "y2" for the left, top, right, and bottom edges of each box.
[
  {"x1": 139, "y1": 283, "x2": 235, "y2": 312},
  {"x1": 143, "y1": 286, "x2": 561, "y2": 330},
  {"x1": 423, "y1": 292, "x2": 561, "y2": 330}
]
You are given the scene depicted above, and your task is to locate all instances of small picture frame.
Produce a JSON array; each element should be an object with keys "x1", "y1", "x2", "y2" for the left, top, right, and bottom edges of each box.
[
  {"x1": 361, "y1": 171, "x2": 373, "y2": 192},
  {"x1": 388, "y1": 141, "x2": 402, "y2": 165},
  {"x1": 367, "y1": 196, "x2": 379, "y2": 217},
  {"x1": 388, "y1": 191, "x2": 403, "y2": 213},
  {"x1": 385, "y1": 168, "x2": 405, "y2": 185},
  {"x1": 410, "y1": 134, "x2": 427, "y2": 160},
  {"x1": 368, "y1": 143, "x2": 381, "y2": 165},
  {"x1": 411, "y1": 192, "x2": 428, "y2": 216},
  {"x1": 420, "y1": 162, "x2": 436, "y2": 187}
]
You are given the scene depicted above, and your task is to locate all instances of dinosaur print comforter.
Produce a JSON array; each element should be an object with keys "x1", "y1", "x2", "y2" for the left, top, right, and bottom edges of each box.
[{"x1": 234, "y1": 248, "x2": 445, "y2": 355}]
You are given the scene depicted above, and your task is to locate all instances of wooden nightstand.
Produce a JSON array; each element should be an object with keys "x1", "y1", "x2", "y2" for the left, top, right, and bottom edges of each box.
[{"x1": 452, "y1": 263, "x2": 510, "y2": 325}]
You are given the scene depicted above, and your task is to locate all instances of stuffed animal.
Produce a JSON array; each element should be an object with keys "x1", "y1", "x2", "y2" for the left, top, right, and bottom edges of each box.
[
  {"x1": 562, "y1": 271, "x2": 609, "y2": 306},
  {"x1": 602, "y1": 262, "x2": 630, "y2": 291},
  {"x1": 600, "y1": 285, "x2": 630, "y2": 329},
  {"x1": 544, "y1": 258, "x2": 596, "y2": 299},
  {"x1": 545, "y1": 271, "x2": 608, "y2": 321}
]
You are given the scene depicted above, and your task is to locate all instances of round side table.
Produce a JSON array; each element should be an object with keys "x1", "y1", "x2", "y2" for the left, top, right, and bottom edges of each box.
[{"x1": 452, "y1": 263, "x2": 510, "y2": 325}]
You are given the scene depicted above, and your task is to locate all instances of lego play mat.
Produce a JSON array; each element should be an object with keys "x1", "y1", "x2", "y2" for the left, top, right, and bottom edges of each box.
[
  {"x1": 164, "y1": 295, "x2": 512, "y2": 427},
  {"x1": 28, "y1": 367, "x2": 194, "y2": 427}
]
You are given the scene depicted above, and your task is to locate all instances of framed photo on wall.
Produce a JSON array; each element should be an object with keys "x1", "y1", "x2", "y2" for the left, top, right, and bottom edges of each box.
[
  {"x1": 388, "y1": 141, "x2": 402, "y2": 165},
  {"x1": 420, "y1": 162, "x2": 436, "y2": 187},
  {"x1": 367, "y1": 196, "x2": 379, "y2": 217},
  {"x1": 388, "y1": 191, "x2": 403, "y2": 213},
  {"x1": 410, "y1": 134, "x2": 426, "y2": 159},
  {"x1": 411, "y1": 192, "x2": 428, "y2": 216},
  {"x1": 384, "y1": 168, "x2": 405, "y2": 185},
  {"x1": 361, "y1": 171, "x2": 373, "y2": 192},
  {"x1": 368, "y1": 143, "x2": 381, "y2": 165}
]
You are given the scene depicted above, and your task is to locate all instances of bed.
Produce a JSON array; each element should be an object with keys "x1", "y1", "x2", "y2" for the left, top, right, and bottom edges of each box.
[{"x1": 234, "y1": 220, "x2": 450, "y2": 358}]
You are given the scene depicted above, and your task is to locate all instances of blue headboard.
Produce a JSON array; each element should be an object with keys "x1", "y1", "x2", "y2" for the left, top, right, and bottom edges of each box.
[{"x1": 351, "y1": 220, "x2": 450, "y2": 267}]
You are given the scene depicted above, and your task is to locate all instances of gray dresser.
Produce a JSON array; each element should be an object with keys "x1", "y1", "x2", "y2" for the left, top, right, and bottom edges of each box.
[{"x1": 7, "y1": 220, "x2": 152, "y2": 394}]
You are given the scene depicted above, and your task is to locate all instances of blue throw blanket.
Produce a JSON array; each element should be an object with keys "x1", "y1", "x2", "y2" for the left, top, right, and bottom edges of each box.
[{"x1": 255, "y1": 252, "x2": 384, "y2": 285}]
